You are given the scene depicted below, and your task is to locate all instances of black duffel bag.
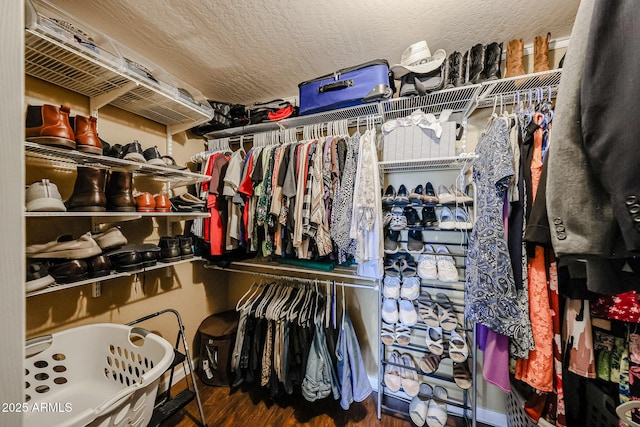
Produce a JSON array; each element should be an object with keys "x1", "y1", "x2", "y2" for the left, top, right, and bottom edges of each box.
[{"x1": 190, "y1": 100, "x2": 248, "y2": 136}]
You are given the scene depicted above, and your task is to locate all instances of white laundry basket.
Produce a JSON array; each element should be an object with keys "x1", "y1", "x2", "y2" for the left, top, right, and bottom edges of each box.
[{"x1": 24, "y1": 323, "x2": 174, "y2": 427}]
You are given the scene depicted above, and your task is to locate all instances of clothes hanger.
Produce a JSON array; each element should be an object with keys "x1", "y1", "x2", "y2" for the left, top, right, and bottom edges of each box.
[{"x1": 341, "y1": 281, "x2": 346, "y2": 330}]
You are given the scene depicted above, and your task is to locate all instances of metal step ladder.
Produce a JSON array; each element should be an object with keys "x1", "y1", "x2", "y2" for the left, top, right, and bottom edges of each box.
[{"x1": 127, "y1": 308, "x2": 208, "y2": 427}]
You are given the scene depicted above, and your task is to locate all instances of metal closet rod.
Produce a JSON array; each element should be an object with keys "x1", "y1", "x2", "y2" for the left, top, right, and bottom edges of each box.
[{"x1": 208, "y1": 264, "x2": 379, "y2": 291}]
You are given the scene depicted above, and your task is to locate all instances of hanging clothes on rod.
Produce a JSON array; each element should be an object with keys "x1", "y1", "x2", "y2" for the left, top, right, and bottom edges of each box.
[{"x1": 230, "y1": 278, "x2": 372, "y2": 408}]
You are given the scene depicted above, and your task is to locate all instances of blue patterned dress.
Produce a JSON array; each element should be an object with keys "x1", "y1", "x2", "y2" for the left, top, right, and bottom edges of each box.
[{"x1": 465, "y1": 116, "x2": 534, "y2": 357}]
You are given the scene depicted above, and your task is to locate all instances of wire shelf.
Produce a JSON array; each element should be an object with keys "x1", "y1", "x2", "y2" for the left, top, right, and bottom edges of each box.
[
  {"x1": 204, "y1": 102, "x2": 383, "y2": 140},
  {"x1": 475, "y1": 69, "x2": 562, "y2": 109},
  {"x1": 379, "y1": 155, "x2": 477, "y2": 173},
  {"x1": 25, "y1": 141, "x2": 210, "y2": 188},
  {"x1": 26, "y1": 257, "x2": 203, "y2": 297},
  {"x1": 380, "y1": 85, "x2": 481, "y2": 120},
  {"x1": 24, "y1": 28, "x2": 213, "y2": 129}
]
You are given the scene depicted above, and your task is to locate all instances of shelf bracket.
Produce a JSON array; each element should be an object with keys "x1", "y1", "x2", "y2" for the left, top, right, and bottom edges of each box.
[
  {"x1": 89, "y1": 81, "x2": 138, "y2": 115},
  {"x1": 92, "y1": 282, "x2": 101, "y2": 298}
]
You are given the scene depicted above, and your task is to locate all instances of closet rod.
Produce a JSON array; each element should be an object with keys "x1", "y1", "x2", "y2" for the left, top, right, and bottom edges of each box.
[
  {"x1": 205, "y1": 263, "x2": 379, "y2": 290},
  {"x1": 206, "y1": 115, "x2": 382, "y2": 145}
]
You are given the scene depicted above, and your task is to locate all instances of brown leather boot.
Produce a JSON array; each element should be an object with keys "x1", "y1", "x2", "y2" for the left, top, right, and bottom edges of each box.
[
  {"x1": 25, "y1": 104, "x2": 75, "y2": 149},
  {"x1": 65, "y1": 167, "x2": 107, "y2": 212},
  {"x1": 534, "y1": 33, "x2": 551, "y2": 73},
  {"x1": 106, "y1": 171, "x2": 136, "y2": 212},
  {"x1": 505, "y1": 39, "x2": 525, "y2": 77},
  {"x1": 70, "y1": 115, "x2": 102, "y2": 155}
]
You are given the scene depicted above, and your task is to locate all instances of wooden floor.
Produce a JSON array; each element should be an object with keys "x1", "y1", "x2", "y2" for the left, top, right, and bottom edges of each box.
[{"x1": 164, "y1": 376, "x2": 480, "y2": 427}]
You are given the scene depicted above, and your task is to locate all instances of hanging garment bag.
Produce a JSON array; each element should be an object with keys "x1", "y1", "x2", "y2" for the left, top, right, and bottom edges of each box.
[{"x1": 298, "y1": 59, "x2": 394, "y2": 115}]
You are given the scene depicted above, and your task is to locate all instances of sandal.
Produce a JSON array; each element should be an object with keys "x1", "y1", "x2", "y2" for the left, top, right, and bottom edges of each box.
[
  {"x1": 384, "y1": 351, "x2": 402, "y2": 392},
  {"x1": 410, "y1": 383, "x2": 433, "y2": 426},
  {"x1": 419, "y1": 351, "x2": 442, "y2": 374},
  {"x1": 399, "y1": 257, "x2": 418, "y2": 277},
  {"x1": 435, "y1": 293, "x2": 458, "y2": 331},
  {"x1": 425, "y1": 325, "x2": 444, "y2": 355},
  {"x1": 426, "y1": 386, "x2": 449, "y2": 427},
  {"x1": 453, "y1": 360, "x2": 472, "y2": 389},
  {"x1": 381, "y1": 322, "x2": 396, "y2": 346},
  {"x1": 400, "y1": 353, "x2": 420, "y2": 397},
  {"x1": 395, "y1": 324, "x2": 412, "y2": 346},
  {"x1": 418, "y1": 296, "x2": 440, "y2": 327},
  {"x1": 384, "y1": 258, "x2": 402, "y2": 277},
  {"x1": 449, "y1": 329, "x2": 469, "y2": 363}
]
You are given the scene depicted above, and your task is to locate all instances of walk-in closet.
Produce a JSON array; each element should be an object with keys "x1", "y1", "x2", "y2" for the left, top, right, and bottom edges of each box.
[{"x1": 3, "y1": 0, "x2": 638, "y2": 426}]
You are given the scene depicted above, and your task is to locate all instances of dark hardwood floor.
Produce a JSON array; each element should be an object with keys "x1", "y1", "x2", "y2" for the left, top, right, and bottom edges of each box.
[{"x1": 163, "y1": 376, "x2": 481, "y2": 427}]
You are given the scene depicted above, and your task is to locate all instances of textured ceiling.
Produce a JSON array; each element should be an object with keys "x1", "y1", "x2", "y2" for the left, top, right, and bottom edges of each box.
[{"x1": 47, "y1": 0, "x2": 580, "y2": 105}]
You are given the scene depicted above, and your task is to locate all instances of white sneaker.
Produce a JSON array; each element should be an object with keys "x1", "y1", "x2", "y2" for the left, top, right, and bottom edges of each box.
[
  {"x1": 436, "y1": 246, "x2": 459, "y2": 282},
  {"x1": 401, "y1": 276, "x2": 420, "y2": 300},
  {"x1": 383, "y1": 275, "x2": 401, "y2": 299},
  {"x1": 382, "y1": 298, "x2": 399, "y2": 323},
  {"x1": 418, "y1": 245, "x2": 438, "y2": 280},
  {"x1": 398, "y1": 299, "x2": 418, "y2": 326}
]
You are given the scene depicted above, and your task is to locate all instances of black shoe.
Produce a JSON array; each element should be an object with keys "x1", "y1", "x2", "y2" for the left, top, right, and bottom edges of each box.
[
  {"x1": 395, "y1": 185, "x2": 410, "y2": 206},
  {"x1": 48, "y1": 259, "x2": 89, "y2": 283},
  {"x1": 87, "y1": 254, "x2": 112, "y2": 278},
  {"x1": 143, "y1": 146, "x2": 165, "y2": 166},
  {"x1": 423, "y1": 182, "x2": 438, "y2": 204},
  {"x1": 384, "y1": 228, "x2": 400, "y2": 254},
  {"x1": 422, "y1": 206, "x2": 438, "y2": 227},
  {"x1": 105, "y1": 247, "x2": 143, "y2": 272},
  {"x1": 448, "y1": 51, "x2": 465, "y2": 88},
  {"x1": 404, "y1": 206, "x2": 421, "y2": 227},
  {"x1": 159, "y1": 236, "x2": 181, "y2": 262},
  {"x1": 104, "y1": 143, "x2": 123, "y2": 158},
  {"x1": 407, "y1": 229, "x2": 424, "y2": 252},
  {"x1": 120, "y1": 140, "x2": 146, "y2": 163},
  {"x1": 409, "y1": 185, "x2": 424, "y2": 205},
  {"x1": 382, "y1": 185, "x2": 396, "y2": 206},
  {"x1": 178, "y1": 235, "x2": 194, "y2": 259}
]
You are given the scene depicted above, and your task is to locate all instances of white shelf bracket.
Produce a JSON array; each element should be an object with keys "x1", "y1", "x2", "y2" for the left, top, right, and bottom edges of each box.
[
  {"x1": 165, "y1": 126, "x2": 172, "y2": 157},
  {"x1": 92, "y1": 282, "x2": 101, "y2": 298},
  {"x1": 89, "y1": 81, "x2": 138, "y2": 115}
]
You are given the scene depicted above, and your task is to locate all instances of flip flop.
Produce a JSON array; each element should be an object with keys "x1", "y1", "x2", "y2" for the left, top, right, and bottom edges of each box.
[
  {"x1": 381, "y1": 322, "x2": 396, "y2": 346},
  {"x1": 395, "y1": 324, "x2": 412, "y2": 346},
  {"x1": 426, "y1": 386, "x2": 449, "y2": 427},
  {"x1": 410, "y1": 394, "x2": 429, "y2": 426},
  {"x1": 449, "y1": 329, "x2": 469, "y2": 363},
  {"x1": 419, "y1": 351, "x2": 442, "y2": 374},
  {"x1": 435, "y1": 293, "x2": 458, "y2": 331},
  {"x1": 453, "y1": 360, "x2": 472, "y2": 389},
  {"x1": 384, "y1": 351, "x2": 402, "y2": 392}
]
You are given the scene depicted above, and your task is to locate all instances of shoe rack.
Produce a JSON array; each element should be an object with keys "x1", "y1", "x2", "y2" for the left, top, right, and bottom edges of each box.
[{"x1": 377, "y1": 156, "x2": 478, "y2": 427}]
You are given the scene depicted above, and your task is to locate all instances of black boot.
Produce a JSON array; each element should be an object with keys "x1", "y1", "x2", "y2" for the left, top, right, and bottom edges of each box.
[
  {"x1": 448, "y1": 51, "x2": 465, "y2": 88},
  {"x1": 440, "y1": 55, "x2": 450, "y2": 90},
  {"x1": 468, "y1": 43, "x2": 486, "y2": 84},
  {"x1": 462, "y1": 50, "x2": 470, "y2": 85},
  {"x1": 483, "y1": 42, "x2": 503, "y2": 81}
]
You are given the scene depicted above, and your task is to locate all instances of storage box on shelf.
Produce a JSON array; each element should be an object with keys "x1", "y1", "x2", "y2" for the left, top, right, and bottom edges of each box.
[{"x1": 24, "y1": 0, "x2": 214, "y2": 133}]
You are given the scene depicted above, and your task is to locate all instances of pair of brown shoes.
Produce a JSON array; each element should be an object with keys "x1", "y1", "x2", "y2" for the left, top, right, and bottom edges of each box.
[{"x1": 26, "y1": 104, "x2": 102, "y2": 154}]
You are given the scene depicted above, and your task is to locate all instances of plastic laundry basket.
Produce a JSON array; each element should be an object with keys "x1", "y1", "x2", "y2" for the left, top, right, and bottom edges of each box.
[{"x1": 24, "y1": 323, "x2": 174, "y2": 427}]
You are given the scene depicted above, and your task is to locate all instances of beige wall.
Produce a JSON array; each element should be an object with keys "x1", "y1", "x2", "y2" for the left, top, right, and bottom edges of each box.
[{"x1": 25, "y1": 76, "x2": 229, "y2": 355}]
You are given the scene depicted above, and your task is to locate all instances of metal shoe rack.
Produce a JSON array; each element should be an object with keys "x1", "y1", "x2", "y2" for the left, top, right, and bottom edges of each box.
[{"x1": 377, "y1": 156, "x2": 478, "y2": 426}]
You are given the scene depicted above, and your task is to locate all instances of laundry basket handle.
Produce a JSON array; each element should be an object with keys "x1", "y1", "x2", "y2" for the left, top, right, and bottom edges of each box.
[
  {"x1": 129, "y1": 327, "x2": 151, "y2": 339},
  {"x1": 25, "y1": 334, "x2": 53, "y2": 358},
  {"x1": 616, "y1": 401, "x2": 640, "y2": 427}
]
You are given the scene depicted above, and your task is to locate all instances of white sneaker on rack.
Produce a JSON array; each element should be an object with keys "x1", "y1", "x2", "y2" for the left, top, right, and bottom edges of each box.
[{"x1": 435, "y1": 246, "x2": 458, "y2": 282}]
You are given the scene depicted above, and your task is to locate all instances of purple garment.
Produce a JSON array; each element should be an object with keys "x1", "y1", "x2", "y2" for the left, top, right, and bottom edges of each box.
[
  {"x1": 483, "y1": 329, "x2": 511, "y2": 392},
  {"x1": 477, "y1": 323, "x2": 488, "y2": 351}
]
